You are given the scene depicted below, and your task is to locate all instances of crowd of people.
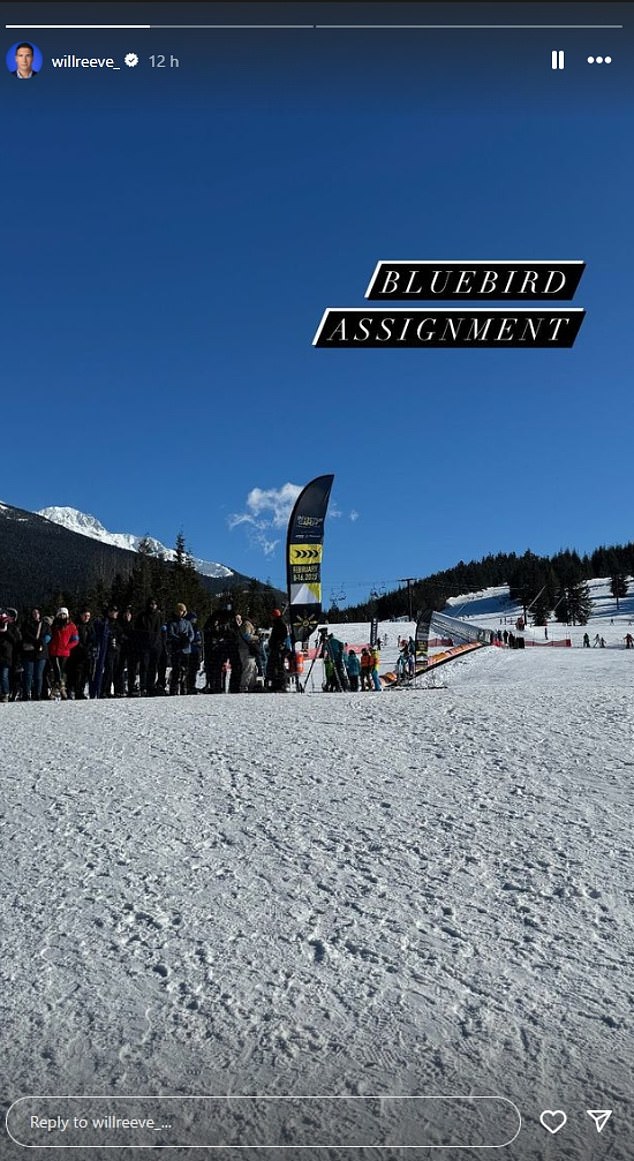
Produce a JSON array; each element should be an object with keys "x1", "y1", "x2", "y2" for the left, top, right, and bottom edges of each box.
[
  {"x1": 0, "y1": 601, "x2": 293, "y2": 702},
  {"x1": 321, "y1": 634, "x2": 384, "y2": 692}
]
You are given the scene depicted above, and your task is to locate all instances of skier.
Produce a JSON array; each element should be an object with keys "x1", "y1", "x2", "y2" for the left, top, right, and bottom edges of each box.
[
  {"x1": 396, "y1": 641, "x2": 410, "y2": 683},
  {"x1": 407, "y1": 636, "x2": 416, "y2": 677},
  {"x1": 583, "y1": 632, "x2": 590, "y2": 648}
]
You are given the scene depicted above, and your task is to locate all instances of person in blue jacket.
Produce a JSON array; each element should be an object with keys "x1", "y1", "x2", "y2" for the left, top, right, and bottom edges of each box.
[
  {"x1": 185, "y1": 610, "x2": 203, "y2": 694},
  {"x1": 167, "y1": 603, "x2": 195, "y2": 695},
  {"x1": 345, "y1": 646, "x2": 361, "y2": 692}
]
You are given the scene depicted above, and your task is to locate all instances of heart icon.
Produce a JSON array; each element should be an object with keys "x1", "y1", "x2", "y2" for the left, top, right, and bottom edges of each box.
[{"x1": 540, "y1": 1110, "x2": 567, "y2": 1134}]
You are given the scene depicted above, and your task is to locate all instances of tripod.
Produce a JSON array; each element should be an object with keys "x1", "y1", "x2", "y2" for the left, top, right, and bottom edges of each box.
[{"x1": 301, "y1": 629, "x2": 346, "y2": 693}]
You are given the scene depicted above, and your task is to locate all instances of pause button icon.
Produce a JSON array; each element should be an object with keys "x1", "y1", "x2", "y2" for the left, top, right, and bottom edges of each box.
[{"x1": 551, "y1": 50, "x2": 565, "y2": 69}]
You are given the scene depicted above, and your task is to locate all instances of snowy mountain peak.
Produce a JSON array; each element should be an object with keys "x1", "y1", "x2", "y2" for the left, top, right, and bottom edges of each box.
[
  {"x1": 37, "y1": 506, "x2": 233, "y2": 579},
  {"x1": 39, "y1": 506, "x2": 113, "y2": 540}
]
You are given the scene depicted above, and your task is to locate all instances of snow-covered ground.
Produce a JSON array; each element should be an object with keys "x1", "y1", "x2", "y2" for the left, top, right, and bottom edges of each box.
[
  {"x1": 445, "y1": 577, "x2": 634, "y2": 648},
  {"x1": 2, "y1": 590, "x2": 633, "y2": 1160}
]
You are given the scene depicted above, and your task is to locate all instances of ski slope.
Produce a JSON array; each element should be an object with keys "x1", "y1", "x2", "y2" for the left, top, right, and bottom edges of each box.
[{"x1": 2, "y1": 585, "x2": 633, "y2": 1160}]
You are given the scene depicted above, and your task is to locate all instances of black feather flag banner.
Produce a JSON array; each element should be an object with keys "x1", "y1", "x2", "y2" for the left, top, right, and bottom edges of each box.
[{"x1": 286, "y1": 474, "x2": 334, "y2": 644}]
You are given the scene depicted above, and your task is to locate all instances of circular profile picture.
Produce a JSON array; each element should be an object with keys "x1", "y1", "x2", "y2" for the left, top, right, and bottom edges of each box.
[{"x1": 6, "y1": 41, "x2": 43, "y2": 78}]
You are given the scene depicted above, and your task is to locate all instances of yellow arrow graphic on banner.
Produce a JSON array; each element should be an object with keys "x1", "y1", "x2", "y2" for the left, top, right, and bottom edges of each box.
[{"x1": 289, "y1": 544, "x2": 323, "y2": 564}]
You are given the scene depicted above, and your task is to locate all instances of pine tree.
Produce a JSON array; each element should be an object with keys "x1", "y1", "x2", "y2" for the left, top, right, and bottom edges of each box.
[
  {"x1": 610, "y1": 573, "x2": 629, "y2": 610},
  {"x1": 529, "y1": 566, "x2": 559, "y2": 625},
  {"x1": 82, "y1": 577, "x2": 110, "y2": 618},
  {"x1": 137, "y1": 535, "x2": 156, "y2": 557},
  {"x1": 174, "y1": 531, "x2": 187, "y2": 568},
  {"x1": 110, "y1": 572, "x2": 129, "y2": 611},
  {"x1": 556, "y1": 580, "x2": 592, "y2": 625},
  {"x1": 551, "y1": 548, "x2": 585, "y2": 588},
  {"x1": 508, "y1": 551, "x2": 552, "y2": 622},
  {"x1": 127, "y1": 539, "x2": 158, "y2": 610},
  {"x1": 167, "y1": 531, "x2": 206, "y2": 616},
  {"x1": 530, "y1": 589, "x2": 551, "y2": 627}
]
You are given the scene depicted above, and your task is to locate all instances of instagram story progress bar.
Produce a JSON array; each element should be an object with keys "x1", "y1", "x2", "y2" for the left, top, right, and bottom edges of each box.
[{"x1": 5, "y1": 16, "x2": 625, "y2": 29}]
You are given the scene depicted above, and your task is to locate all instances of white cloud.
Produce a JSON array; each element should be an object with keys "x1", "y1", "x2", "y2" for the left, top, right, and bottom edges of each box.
[
  {"x1": 229, "y1": 482, "x2": 351, "y2": 556},
  {"x1": 228, "y1": 483, "x2": 303, "y2": 555}
]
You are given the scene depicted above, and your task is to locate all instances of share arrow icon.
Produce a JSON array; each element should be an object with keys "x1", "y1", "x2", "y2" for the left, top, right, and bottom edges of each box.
[{"x1": 587, "y1": 1110, "x2": 612, "y2": 1133}]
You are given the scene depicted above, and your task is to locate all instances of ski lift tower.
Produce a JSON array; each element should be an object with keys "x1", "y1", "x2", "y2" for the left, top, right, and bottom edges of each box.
[{"x1": 399, "y1": 577, "x2": 416, "y2": 622}]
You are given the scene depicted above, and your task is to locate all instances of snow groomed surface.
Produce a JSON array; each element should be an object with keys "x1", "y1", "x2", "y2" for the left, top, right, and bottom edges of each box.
[
  {"x1": 2, "y1": 650, "x2": 632, "y2": 1159},
  {"x1": 2, "y1": 589, "x2": 633, "y2": 1160}
]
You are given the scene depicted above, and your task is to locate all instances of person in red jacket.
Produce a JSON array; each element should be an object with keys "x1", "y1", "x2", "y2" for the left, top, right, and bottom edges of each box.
[{"x1": 48, "y1": 607, "x2": 79, "y2": 699}]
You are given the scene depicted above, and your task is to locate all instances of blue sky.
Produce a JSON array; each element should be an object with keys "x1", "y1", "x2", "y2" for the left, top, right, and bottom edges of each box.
[{"x1": 2, "y1": 2, "x2": 632, "y2": 604}]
